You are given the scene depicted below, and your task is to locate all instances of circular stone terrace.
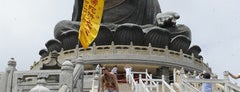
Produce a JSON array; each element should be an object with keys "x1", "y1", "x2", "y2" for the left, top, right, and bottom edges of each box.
[{"x1": 31, "y1": 43, "x2": 211, "y2": 73}]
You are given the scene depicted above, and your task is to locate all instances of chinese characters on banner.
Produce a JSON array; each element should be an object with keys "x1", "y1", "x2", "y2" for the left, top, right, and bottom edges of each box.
[{"x1": 79, "y1": 0, "x2": 104, "y2": 48}]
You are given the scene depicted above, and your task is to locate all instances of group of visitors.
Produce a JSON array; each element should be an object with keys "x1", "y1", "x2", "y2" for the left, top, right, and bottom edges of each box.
[
  {"x1": 199, "y1": 70, "x2": 240, "y2": 92},
  {"x1": 100, "y1": 64, "x2": 239, "y2": 92},
  {"x1": 199, "y1": 71, "x2": 212, "y2": 92},
  {"x1": 100, "y1": 64, "x2": 132, "y2": 92}
]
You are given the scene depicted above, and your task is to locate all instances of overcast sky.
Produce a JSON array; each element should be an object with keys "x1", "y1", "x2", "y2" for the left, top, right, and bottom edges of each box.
[{"x1": 1, "y1": 0, "x2": 240, "y2": 84}]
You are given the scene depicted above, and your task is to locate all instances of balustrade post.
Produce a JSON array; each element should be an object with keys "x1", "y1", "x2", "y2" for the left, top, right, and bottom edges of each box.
[
  {"x1": 164, "y1": 46, "x2": 169, "y2": 58},
  {"x1": 60, "y1": 60, "x2": 73, "y2": 92},
  {"x1": 130, "y1": 41, "x2": 134, "y2": 54},
  {"x1": 173, "y1": 68, "x2": 176, "y2": 83},
  {"x1": 156, "y1": 82, "x2": 159, "y2": 92},
  {"x1": 145, "y1": 69, "x2": 148, "y2": 81},
  {"x1": 191, "y1": 53, "x2": 195, "y2": 62},
  {"x1": 179, "y1": 49, "x2": 184, "y2": 60},
  {"x1": 162, "y1": 75, "x2": 165, "y2": 92},
  {"x1": 5, "y1": 58, "x2": 17, "y2": 92},
  {"x1": 111, "y1": 41, "x2": 116, "y2": 54},
  {"x1": 150, "y1": 74, "x2": 153, "y2": 91},
  {"x1": 148, "y1": 43, "x2": 152, "y2": 55},
  {"x1": 170, "y1": 83, "x2": 174, "y2": 92},
  {"x1": 75, "y1": 44, "x2": 79, "y2": 58},
  {"x1": 74, "y1": 57, "x2": 85, "y2": 92},
  {"x1": 180, "y1": 68, "x2": 185, "y2": 92},
  {"x1": 139, "y1": 74, "x2": 142, "y2": 92},
  {"x1": 131, "y1": 73, "x2": 134, "y2": 91},
  {"x1": 92, "y1": 42, "x2": 96, "y2": 54},
  {"x1": 193, "y1": 71, "x2": 197, "y2": 78},
  {"x1": 139, "y1": 74, "x2": 142, "y2": 81},
  {"x1": 223, "y1": 71, "x2": 230, "y2": 92},
  {"x1": 135, "y1": 81, "x2": 139, "y2": 92}
]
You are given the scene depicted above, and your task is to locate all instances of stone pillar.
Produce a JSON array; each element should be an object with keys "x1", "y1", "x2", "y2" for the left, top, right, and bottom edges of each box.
[
  {"x1": 5, "y1": 58, "x2": 17, "y2": 92},
  {"x1": 73, "y1": 57, "x2": 84, "y2": 92},
  {"x1": 60, "y1": 60, "x2": 74, "y2": 92},
  {"x1": 179, "y1": 68, "x2": 185, "y2": 92},
  {"x1": 223, "y1": 71, "x2": 230, "y2": 92}
]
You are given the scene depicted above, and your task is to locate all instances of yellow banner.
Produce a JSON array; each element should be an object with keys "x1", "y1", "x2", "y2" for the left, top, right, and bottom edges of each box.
[{"x1": 79, "y1": 0, "x2": 104, "y2": 49}]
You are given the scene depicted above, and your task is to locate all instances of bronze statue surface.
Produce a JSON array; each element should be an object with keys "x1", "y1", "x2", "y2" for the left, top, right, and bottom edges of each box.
[{"x1": 72, "y1": 0, "x2": 161, "y2": 25}]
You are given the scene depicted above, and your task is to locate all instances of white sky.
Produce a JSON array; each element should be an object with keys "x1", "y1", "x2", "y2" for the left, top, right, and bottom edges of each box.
[{"x1": 1, "y1": 0, "x2": 240, "y2": 84}]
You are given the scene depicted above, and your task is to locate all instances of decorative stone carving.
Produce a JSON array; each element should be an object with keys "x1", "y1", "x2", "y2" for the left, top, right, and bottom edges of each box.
[
  {"x1": 42, "y1": 50, "x2": 61, "y2": 70},
  {"x1": 8, "y1": 58, "x2": 17, "y2": 68},
  {"x1": 29, "y1": 78, "x2": 51, "y2": 92}
]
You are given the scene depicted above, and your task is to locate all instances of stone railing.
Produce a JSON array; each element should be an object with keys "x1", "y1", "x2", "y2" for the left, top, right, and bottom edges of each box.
[
  {"x1": 1, "y1": 58, "x2": 80, "y2": 92},
  {"x1": 1, "y1": 58, "x2": 101, "y2": 92},
  {"x1": 13, "y1": 70, "x2": 61, "y2": 92},
  {"x1": 33, "y1": 44, "x2": 211, "y2": 72},
  {"x1": 128, "y1": 71, "x2": 138, "y2": 91},
  {"x1": 174, "y1": 68, "x2": 240, "y2": 92},
  {"x1": 129, "y1": 69, "x2": 176, "y2": 92}
]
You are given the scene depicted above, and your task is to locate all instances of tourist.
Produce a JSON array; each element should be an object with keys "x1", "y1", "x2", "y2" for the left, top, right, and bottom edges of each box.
[
  {"x1": 199, "y1": 71, "x2": 207, "y2": 79},
  {"x1": 124, "y1": 64, "x2": 132, "y2": 82},
  {"x1": 200, "y1": 72, "x2": 212, "y2": 92},
  {"x1": 227, "y1": 71, "x2": 240, "y2": 79},
  {"x1": 111, "y1": 65, "x2": 118, "y2": 79},
  {"x1": 100, "y1": 66, "x2": 119, "y2": 92}
]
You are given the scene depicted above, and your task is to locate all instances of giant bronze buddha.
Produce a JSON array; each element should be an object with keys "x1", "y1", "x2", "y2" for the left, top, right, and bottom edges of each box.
[{"x1": 41, "y1": 0, "x2": 201, "y2": 60}]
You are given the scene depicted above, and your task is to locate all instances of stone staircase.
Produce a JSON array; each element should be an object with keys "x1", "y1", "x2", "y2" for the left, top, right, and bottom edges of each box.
[
  {"x1": 86, "y1": 68, "x2": 240, "y2": 92},
  {"x1": 119, "y1": 83, "x2": 134, "y2": 92}
]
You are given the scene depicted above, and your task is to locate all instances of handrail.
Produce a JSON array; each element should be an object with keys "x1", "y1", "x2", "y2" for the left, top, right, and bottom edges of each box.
[
  {"x1": 175, "y1": 68, "x2": 240, "y2": 92},
  {"x1": 129, "y1": 72, "x2": 138, "y2": 91},
  {"x1": 227, "y1": 82, "x2": 240, "y2": 91},
  {"x1": 182, "y1": 80, "x2": 201, "y2": 92},
  {"x1": 139, "y1": 75, "x2": 150, "y2": 92},
  {"x1": 182, "y1": 78, "x2": 240, "y2": 91},
  {"x1": 184, "y1": 78, "x2": 226, "y2": 83},
  {"x1": 131, "y1": 72, "x2": 146, "y2": 74},
  {"x1": 162, "y1": 81, "x2": 176, "y2": 92},
  {"x1": 129, "y1": 69, "x2": 176, "y2": 92},
  {"x1": 142, "y1": 78, "x2": 176, "y2": 92},
  {"x1": 37, "y1": 44, "x2": 210, "y2": 72}
]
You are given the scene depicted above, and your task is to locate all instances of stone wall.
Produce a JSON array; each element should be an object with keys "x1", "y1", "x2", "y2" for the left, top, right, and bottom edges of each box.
[{"x1": 0, "y1": 58, "x2": 99, "y2": 92}]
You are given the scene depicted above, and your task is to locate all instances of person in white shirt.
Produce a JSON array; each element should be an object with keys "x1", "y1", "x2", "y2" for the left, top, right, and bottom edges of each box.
[
  {"x1": 124, "y1": 64, "x2": 132, "y2": 83},
  {"x1": 111, "y1": 65, "x2": 118, "y2": 79}
]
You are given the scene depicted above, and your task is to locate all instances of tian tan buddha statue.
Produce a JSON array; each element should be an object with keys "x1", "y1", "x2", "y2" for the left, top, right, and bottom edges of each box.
[
  {"x1": 72, "y1": 0, "x2": 161, "y2": 24},
  {"x1": 41, "y1": 0, "x2": 202, "y2": 60}
]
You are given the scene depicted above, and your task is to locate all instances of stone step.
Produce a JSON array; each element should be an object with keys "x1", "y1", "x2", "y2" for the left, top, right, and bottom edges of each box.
[{"x1": 119, "y1": 83, "x2": 134, "y2": 92}]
